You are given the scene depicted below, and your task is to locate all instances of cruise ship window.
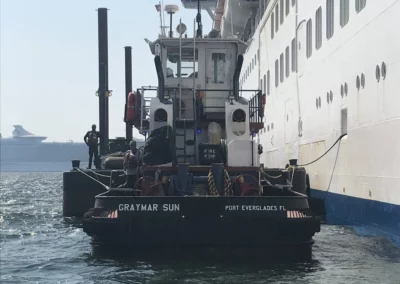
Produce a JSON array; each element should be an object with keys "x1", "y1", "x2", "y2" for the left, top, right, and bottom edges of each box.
[
  {"x1": 280, "y1": 53, "x2": 284, "y2": 83},
  {"x1": 275, "y1": 4, "x2": 279, "y2": 32},
  {"x1": 286, "y1": 0, "x2": 290, "y2": 16},
  {"x1": 356, "y1": 0, "x2": 366, "y2": 13},
  {"x1": 264, "y1": 74, "x2": 266, "y2": 94},
  {"x1": 271, "y1": 13, "x2": 275, "y2": 39},
  {"x1": 291, "y1": 38, "x2": 296, "y2": 72},
  {"x1": 280, "y1": 0, "x2": 284, "y2": 25},
  {"x1": 292, "y1": 0, "x2": 296, "y2": 7},
  {"x1": 257, "y1": 49, "x2": 260, "y2": 62},
  {"x1": 306, "y1": 19, "x2": 312, "y2": 58},
  {"x1": 341, "y1": 108, "x2": 348, "y2": 135},
  {"x1": 316, "y1": 7, "x2": 322, "y2": 50},
  {"x1": 340, "y1": 0, "x2": 349, "y2": 27},
  {"x1": 267, "y1": 71, "x2": 271, "y2": 94},
  {"x1": 275, "y1": 60, "x2": 279, "y2": 87},
  {"x1": 260, "y1": 78, "x2": 263, "y2": 93},
  {"x1": 255, "y1": 54, "x2": 257, "y2": 65},
  {"x1": 285, "y1": 46, "x2": 289, "y2": 78},
  {"x1": 326, "y1": 0, "x2": 334, "y2": 39}
]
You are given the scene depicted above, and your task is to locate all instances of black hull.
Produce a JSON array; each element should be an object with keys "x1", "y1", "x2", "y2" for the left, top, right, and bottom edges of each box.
[{"x1": 83, "y1": 194, "x2": 320, "y2": 261}]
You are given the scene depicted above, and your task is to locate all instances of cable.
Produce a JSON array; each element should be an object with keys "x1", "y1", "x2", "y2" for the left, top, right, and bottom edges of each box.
[
  {"x1": 322, "y1": 139, "x2": 341, "y2": 201},
  {"x1": 297, "y1": 134, "x2": 346, "y2": 167}
]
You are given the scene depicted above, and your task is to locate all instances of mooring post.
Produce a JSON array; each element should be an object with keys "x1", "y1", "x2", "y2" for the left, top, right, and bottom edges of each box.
[
  {"x1": 211, "y1": 163, "x2": 224, "y2": 195},
  {"x1": 97, "y1": 7, "x2": 110, "y2": 155},
  {"x1": 124, "y1": 46, "x2": 133, "y2": 142}
]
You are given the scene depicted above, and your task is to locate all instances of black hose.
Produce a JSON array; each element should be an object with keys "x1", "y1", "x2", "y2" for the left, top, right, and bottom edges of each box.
[{"x1": 297, "y1": 133, "x2": 346, "y2": 167}]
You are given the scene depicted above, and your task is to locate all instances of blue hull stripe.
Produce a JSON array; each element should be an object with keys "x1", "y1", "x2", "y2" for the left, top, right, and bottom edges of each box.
[{"x1": 310, "y1": 189, "x2": 400, "y2": 247}]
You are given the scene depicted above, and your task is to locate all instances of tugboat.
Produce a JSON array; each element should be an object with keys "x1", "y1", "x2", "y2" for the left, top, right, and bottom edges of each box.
[{"x1": 64, "y1": 4, "x2": 320, "y2": 261}]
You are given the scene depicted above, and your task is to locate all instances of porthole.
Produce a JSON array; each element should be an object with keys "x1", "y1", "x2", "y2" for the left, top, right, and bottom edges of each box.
[
  {"x1": 344, "y1": 82, "x2": 348, "y2": 96},
  {"x1": 341, "y1": 84, "x2": 344, "y2": 97},
  {"x1": 316, "y1": 98, "x2": 319, "y2": 109},
  {"x1": 361, "y1": 73, "x2": 365, "y2": 88},
  {"x1": 356, "y1": 75, "x2": 360, "y2": 90},
  {"x1": 318, "y1": 97, "x2": 321, "y2": 108},
  {"x1": 381, "y1": 62, "x2": 386, "y2": 79},
  {"x1": 376, "y1": 65, "x2": 381, "y2": 82},
  {"x1": 330, "y1": 91, "x2": 333, "y2": 102},
  {"x1": 326, "y1": 92, "x2": 330, "y2": 104}
]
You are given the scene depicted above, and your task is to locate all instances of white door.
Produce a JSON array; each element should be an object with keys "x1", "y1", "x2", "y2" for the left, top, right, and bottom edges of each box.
[{"x1": 205, "y1": 49, "x2": 232, "y2": 90}]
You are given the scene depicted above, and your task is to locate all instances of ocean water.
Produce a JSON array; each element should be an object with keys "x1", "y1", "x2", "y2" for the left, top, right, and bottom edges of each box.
[{"x1": 1, "y1": 172, "x2": 400, "y2": 284}]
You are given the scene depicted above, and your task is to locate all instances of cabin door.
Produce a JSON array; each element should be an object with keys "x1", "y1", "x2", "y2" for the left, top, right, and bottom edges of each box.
[
  {"x1": 297, "y1": 21, "x2": 306, "y2": 77},
  {"x1": 205, "y1": 49, "x2": 231, "y2": 91}
]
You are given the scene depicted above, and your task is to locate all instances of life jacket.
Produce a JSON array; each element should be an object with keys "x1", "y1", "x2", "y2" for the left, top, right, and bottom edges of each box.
[
  {"x1": 124, "y1": 151, "x2": 138, "y2": 169},
  {"x1": 87, "y1": 131, "x2": 98, "y2": 147}
]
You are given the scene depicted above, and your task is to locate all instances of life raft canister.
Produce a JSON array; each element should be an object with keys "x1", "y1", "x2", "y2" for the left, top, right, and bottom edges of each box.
[{"x1": 125, "y1": 91, "x2": 137, "y2": 124}]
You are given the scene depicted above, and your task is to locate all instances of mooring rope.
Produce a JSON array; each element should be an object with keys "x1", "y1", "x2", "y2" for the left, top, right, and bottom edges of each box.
[
  {"x1": 224, "y1": 169, "x2": 233, "y2": 196},
  {"x1": 75, "y1": 168, "x2": 109, "y2": 190},
  {"x1": 207, "y1": 170, "x2": 219, "y2": 196}
]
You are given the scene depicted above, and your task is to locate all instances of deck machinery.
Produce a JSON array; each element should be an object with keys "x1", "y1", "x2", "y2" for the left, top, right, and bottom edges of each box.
[{"x1": 76, "y1": 7, "x2": 320, "y2": 261}]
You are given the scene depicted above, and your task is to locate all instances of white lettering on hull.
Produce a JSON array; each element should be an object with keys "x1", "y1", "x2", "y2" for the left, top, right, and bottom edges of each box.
[
  {"x1": 224, "y1": 205, "x2": 286, "y2": 211},
  {"x1": 118, "y1": 204, "x2": 180, "y2": 212}
]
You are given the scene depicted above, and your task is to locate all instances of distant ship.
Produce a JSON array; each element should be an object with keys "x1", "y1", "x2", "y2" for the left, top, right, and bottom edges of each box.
[
  {"x1": 0, "y1": 125, "x2": 88, "y2": 171},
  {"x1": 0, "y1": 125, "x2": 146, "y2": 172}
]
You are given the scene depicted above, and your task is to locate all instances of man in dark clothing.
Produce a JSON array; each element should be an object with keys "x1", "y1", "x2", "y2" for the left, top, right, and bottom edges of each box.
[
  {"x1": 84, "y1": 124, "x2": 101, "y2": 169},
  {"x1": 119, "y1": 140, "x2": 140, "y2": 189}
]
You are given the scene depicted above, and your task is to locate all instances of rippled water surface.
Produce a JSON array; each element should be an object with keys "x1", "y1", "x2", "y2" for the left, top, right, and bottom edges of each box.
[{"x1": 1, "y1": 172, "x2": 400, "y2": 283}]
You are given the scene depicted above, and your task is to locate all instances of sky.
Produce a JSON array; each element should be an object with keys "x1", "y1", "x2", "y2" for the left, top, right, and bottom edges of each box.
[{"x1": 0, "y1": 0, "x2": 212, "y2": 142}]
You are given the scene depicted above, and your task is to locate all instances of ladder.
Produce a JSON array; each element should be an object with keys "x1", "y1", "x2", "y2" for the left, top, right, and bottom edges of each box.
[
  {"x1": 172, "y1": 18, "x2": 198, "y2": 166},
  {"x1": 173, "y1": 93, "x2": 197, "y2": 165}
]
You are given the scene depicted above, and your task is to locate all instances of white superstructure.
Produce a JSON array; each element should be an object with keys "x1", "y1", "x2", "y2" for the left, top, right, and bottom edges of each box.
[{"x1": 180, "y1": 0, "x2": 400, "y2": 244}]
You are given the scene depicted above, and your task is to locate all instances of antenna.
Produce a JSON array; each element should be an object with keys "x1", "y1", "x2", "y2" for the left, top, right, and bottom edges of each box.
[
  {"x1": 196, "y1": 0, "x2": 202, "y2": 38},
  {"x1": 165, "y1": 4, "x2": 179, "y2": 38}
]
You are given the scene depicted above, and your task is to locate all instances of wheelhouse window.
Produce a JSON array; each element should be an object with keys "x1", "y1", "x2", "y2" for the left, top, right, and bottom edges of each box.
[
  {"x1": 275, "y1": 59, "x2": 279, "y2": 87},
  {"x1": 166, "y1": 48, "x2": 198, "y2": 78},
  {"x1": 280, "y1": 0, "x2": 284, "y2": 25}
]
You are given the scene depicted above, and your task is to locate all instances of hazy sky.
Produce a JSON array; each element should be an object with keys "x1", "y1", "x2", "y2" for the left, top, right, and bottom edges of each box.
[{"x1": 0, "y1": 0, "x2": 212, "y2": 142}]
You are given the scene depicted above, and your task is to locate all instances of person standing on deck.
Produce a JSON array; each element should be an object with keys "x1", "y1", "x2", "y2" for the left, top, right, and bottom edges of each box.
[
  {"x1": 119, "y1": 140, "x2": 140, "y2": 189},
  {"x1": 84, "y1": 124, "x2": 101, "y2": 169}
]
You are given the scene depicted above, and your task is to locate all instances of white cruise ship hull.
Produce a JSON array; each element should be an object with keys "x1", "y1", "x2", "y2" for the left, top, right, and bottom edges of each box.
[{"x1": 213, "y1": 0, "x2": 400, "y2": 246}]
